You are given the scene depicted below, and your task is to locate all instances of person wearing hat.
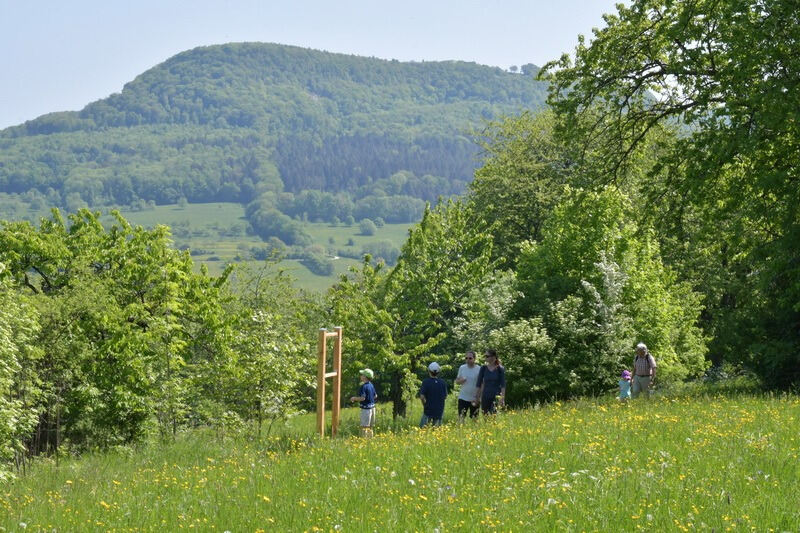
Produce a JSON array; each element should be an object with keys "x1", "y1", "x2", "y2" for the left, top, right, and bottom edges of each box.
[
  {"x1": 631, "y1": 343, "x2": 657, "y2": 399},
  {"x1": 350, "y1": 368, "x2": 377, "y2": 438},
  {"x1": 419, "y1": 362, "x2": 448, "y2": 427},
  {"x1": 618, "y1": 370, "x2": 632, "y2": 401}
]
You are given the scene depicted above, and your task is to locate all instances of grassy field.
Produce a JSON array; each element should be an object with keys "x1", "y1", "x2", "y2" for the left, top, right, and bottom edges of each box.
[
  {"x1": 0, "y1": 201, "x2": 414, "y2": 293},
  {"x1": 108, "y1": 202, "x2": 413, "y2": 292},
  {"x1": 2, "y1": 393, "x2": 798, "y2": 531}
]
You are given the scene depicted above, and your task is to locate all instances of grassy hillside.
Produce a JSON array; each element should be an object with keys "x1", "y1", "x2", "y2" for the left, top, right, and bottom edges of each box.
[
  {"x1": 2, "y1": 394, "x2": 798, "y2": 530},
  {"x1": 102, "y1": 202, "x2": 413, "y2": 292}
]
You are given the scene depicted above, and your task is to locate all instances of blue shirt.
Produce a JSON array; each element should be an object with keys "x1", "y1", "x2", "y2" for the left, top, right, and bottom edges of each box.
[
  {"x1": 477, "y1": 365, "x2": 505, "y2": 399},
  {"x1": 359, "y1": 382, "x2": 377, "y2": 409},
  {"x1": 419, "y1": 377, "x2": 448, "y2": 418},
  {"x1": 618, "y1": 379, "x2": 631, "y2": 399}
]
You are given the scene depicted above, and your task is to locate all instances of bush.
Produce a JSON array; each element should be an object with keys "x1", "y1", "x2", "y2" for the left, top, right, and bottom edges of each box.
[
  {"x1": 487, "y1": 318, "x2": 555, "y2": 405},
  {"x1": 301, "y1": 250, "x2": 334, "y2": 276},
  {"x1": 361, "y1": 240, "x2": 400, "y2": 266},
  {"x1": 359, "y1": 218, "x2": 377, "y2": 236},
  {"x1": 514, "y1": 187, "x2": 709, "y2": 396}
]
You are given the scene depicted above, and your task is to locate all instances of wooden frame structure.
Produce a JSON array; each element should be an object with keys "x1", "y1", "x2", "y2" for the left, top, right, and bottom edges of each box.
[{"x1": 316, "y1": 327, "x2": 343, "y2": 437}]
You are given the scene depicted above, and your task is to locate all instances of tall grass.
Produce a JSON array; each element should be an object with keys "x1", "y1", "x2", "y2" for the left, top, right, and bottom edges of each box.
[{"x1": 2, "y1": 394, "x2": 798, "y2": 531}]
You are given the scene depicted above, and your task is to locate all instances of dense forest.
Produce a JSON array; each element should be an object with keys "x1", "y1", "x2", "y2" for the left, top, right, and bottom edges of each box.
[
  {"x1": 1, "y1": 0, "x2": 798, "y2": 479},
  {"x1": 0, "y1": 43, "x2": 547, "y2": 241}
]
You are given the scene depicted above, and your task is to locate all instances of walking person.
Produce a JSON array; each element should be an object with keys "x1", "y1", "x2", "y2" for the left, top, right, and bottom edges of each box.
[
  {"x1": 419, "y1": 362, "x2": 448, "y2": 427},
  {"x1": 631, "y1": 343, "x2": 657, "y2": 399},
  {"x1": 476, "y1": 349, "x2": 505, "y2": 415},
  {"x1": 455, "y1": 350, "x2": 481, "y2": 421},
  {"x1": 349, "y1": 368, "x2": 377, "y2": 438},
  {"x1": 618, "y1": 370, "x2": 632, "y2": 401}
]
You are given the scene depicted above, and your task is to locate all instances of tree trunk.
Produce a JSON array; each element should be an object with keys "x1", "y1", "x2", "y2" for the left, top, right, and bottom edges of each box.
[{"x1": 390, "y1": 371, "x2": 407, "y2": 419}]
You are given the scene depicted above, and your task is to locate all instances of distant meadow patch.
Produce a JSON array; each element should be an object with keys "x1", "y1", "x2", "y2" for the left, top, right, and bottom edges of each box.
[{"x1": 2, "y1": 394, "x2": 798, "y2": 531}]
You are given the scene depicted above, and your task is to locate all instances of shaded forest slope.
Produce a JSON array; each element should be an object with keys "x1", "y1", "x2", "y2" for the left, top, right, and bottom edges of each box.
[{"x1": 0, "y1": 43, "x2": 548, "y2": 207}]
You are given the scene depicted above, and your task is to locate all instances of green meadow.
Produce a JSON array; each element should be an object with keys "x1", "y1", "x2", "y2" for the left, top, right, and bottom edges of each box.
[
  {"x1": 0, "y1": 200, "x2": 413, "y2": 292},
  {"x1": 112, "y1": 202, "x2": 412, "y2": 290},
  {"x1": 2, "y1": 393, "x2": 798, "y2": 531},
  {"x1": 0, "y1": 201, "x2": 409, "y2": 292}
]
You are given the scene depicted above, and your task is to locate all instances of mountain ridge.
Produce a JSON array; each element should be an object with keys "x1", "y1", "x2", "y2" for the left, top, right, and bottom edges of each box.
[{"x1": 0, "y1": 42, "x2": 548, "y2": 223}]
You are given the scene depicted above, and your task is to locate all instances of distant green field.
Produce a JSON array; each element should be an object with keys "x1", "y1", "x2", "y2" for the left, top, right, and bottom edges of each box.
[
  {"x1": 112, "y1": 202, "x2": 413, "y2": 292},
  {"x1": 0, "y1": 201, "x2": 414, "y2": 292}
]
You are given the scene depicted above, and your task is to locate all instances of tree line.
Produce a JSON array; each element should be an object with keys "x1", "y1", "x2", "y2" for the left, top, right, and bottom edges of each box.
[
  {"x1": 1, "y1": 0, "x2": 797, "y2": 480},
  {"x1": 0, "y1": 43, "x2": 548, "y2": 232}
]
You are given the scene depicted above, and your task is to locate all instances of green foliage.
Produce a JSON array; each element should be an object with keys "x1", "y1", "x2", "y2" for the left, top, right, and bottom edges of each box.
[
  {"x1": 486, "y1": 317, "x2": 555, "y2": 405},
  {"x1": 245, "y1": 200, "x2": 312, "y2": 246},
  {"x1": 0, "y1": 209, "x2": 238, "y2": 453},
  {"x1": 542, "y1": 0, "x2": 800, "y2": 386},
  {"x1": 221, "y1": 262, "x2": 320, "y2": 435},
  {"x1": 326, "y1": 258, "x2": 397, "y2": 408},
  {"x1": 514, "y1": 188, "x2": 708, "y2": 398},
  {"x1": 470, "y1": 110, "x2": 571, "y2": 264},
  {"x1": 360, "y1": 240, "x2": 400, "y2": 266},
  {"x1": 451, "y1": 269, "x2": 520, "y2": 349},
  {"x1": 300, "y1": 249, "x2": 334, "y2": 276},
  {"x1": 386, "y1": 201, "x2": 495, "y2": 356},
  {"x1": 0, "y1": 43, "x2": 548, "y2": 216},
  {"x1": 358, "y1": 218, "x2": 376, "y2": 236},
  {"x1": 0, "y1": 264, "x2": 41, "y2": 480}
]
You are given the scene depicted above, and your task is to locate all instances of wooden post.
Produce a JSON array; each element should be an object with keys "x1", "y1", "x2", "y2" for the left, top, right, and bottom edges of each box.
[
  {"x1": 316, "y1": 328, "x2": 327, "y2": 437},
  {"x1": 331, "y1": 326, "x2": 343, "y2": 436},
  {"x1": 316, "y1": 327, "x2": 344, "y2": 438}
]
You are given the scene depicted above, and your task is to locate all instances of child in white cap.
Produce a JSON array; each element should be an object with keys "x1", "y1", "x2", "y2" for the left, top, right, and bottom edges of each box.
[{"x1": 419, "y1": 362, "x2": 448, "y2": 427}]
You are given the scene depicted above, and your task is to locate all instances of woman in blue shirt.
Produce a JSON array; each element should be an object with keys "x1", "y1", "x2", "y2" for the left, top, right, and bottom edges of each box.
[{"x1": 476, "y1": 349, "x2": 505, "y2": 415}]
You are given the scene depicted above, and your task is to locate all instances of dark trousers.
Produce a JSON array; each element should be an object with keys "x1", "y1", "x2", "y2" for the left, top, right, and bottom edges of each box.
[
  {"x1": 458, "y1": 398, "x2": 479, "y2": 418},
  {"x1": 481, "y1": 395, "x2": 498, "y2": 415}
]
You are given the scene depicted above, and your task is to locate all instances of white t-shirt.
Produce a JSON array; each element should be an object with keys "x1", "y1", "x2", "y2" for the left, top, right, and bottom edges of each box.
[{"x1": 456, "y1": 364, "x2": 481, "y2": 401}]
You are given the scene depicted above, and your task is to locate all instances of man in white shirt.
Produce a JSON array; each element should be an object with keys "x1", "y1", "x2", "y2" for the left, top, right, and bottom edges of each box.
[{"x1": 455, "y1": 351, "x2": 481, "y2": 421}]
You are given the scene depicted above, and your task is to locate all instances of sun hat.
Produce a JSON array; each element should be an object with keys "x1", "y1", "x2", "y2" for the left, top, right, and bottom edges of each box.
[
  {"x1": 428, "y1": 362, "x2": 441, "y2": 373},
  {"x1": 621, "y1": 370, "x2": 631, "y2": 379},
  {"x1": 359, "y1": 368, "x2": 374, "y2": 379}
]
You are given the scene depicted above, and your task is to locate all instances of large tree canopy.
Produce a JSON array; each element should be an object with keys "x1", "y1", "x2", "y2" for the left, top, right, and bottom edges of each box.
[{"x1": 543, "y1": 0, "x2": 799, "y2": 385}]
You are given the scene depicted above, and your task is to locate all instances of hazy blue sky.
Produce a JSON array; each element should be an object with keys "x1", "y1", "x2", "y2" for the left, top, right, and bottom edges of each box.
[{"x1": 0, "y1": 0, "x2": 621, "y2": 129}]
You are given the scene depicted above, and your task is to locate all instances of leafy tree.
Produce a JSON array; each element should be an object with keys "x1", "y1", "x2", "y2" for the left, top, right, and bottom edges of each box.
[
  {"x1": 470, "y1": 110, "x2": 571, "y2": 265},
  {"x1": 515, "y1": 187, "x2": 708, "y2": 398},
  {"x1": 301, "y1": 249, "x2": 334, "y2": 276},
  {"x1": 223, "y1": 262, "x2": 320, "y2": 436},
  {"x1": 361, "y1": 240, "x2": 400, "y2": 266},
  {"x1": 0, "y1": 264, "x2": 41, "y2": 478},
  {"x1": 379, "y1": 201, "x2": 495, "y2": 415},
  {"x1": 0, "y1": 209, "x2": 234, "y2": 451},
  {"x1": 542, "y1": 0, "x2": 799, "y2": 385},
  {"x1": 326, "y1": 258, "x2": 397, "y2": 412}
]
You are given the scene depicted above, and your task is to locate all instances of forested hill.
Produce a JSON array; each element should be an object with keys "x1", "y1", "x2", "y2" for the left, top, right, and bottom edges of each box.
[{"x1": 0, "y1": 42, "x2": 547, "y2": 213}]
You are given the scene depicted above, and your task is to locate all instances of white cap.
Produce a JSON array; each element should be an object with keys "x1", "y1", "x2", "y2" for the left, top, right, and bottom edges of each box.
[{"x1": 428, "y1": 362, "x2": 441, "y2": 373}]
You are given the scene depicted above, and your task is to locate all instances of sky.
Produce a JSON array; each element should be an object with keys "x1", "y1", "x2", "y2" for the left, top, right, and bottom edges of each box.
[{"x1": 0, "y1": 0, "x2": 621, "y2": 130}]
